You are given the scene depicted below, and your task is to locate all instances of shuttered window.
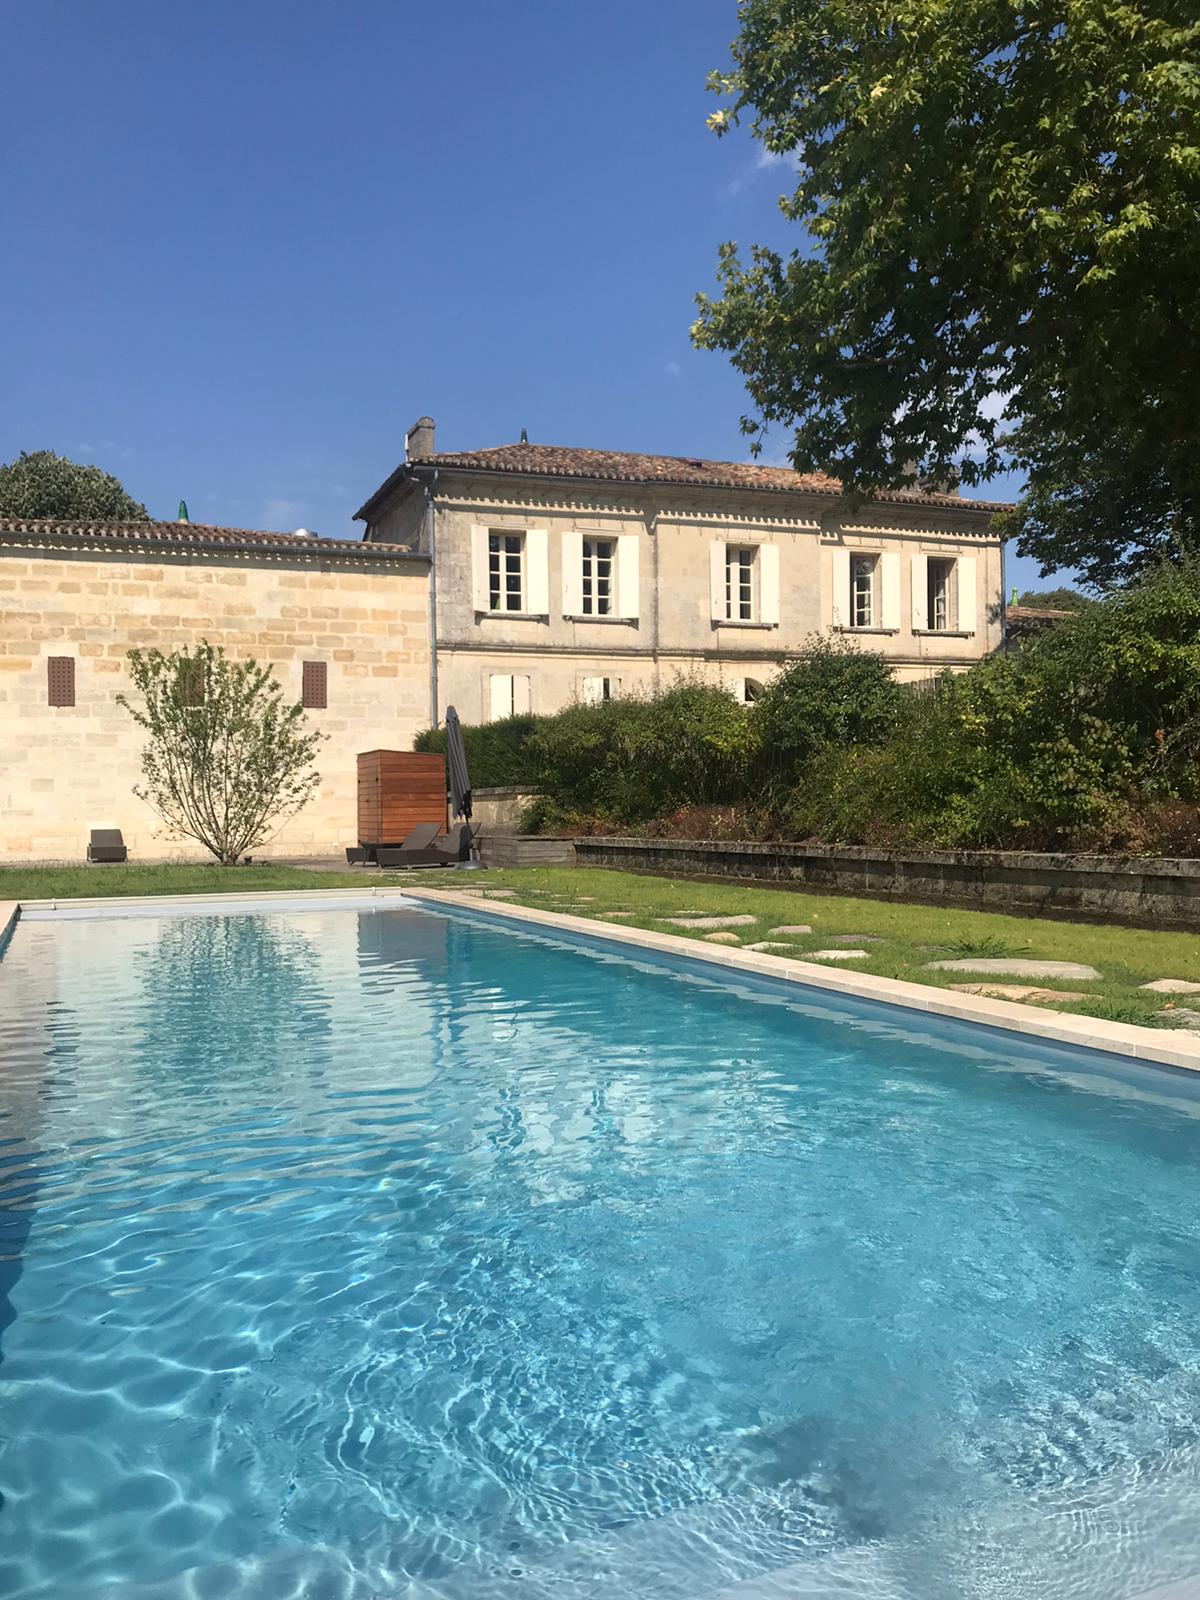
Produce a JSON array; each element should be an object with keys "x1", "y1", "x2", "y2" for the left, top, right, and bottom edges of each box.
[
  {"x1": 178, "y1": 659, "x2": 205, "y2": 706},
  {"x1": 47, "y1": 656, "x2": 75, "y2": 707},
  {"x1": 302, "y1": 661, "x2": 328, "y2": 709}
]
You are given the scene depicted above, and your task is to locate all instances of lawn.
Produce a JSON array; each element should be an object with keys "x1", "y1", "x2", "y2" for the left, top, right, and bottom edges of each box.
[
  {"x1": 415, "y1": 866, "x2": 1200, "y2": 1031},
  {"x1": 3, "y1": 861, "x2": 1198, "y2": 1031}
]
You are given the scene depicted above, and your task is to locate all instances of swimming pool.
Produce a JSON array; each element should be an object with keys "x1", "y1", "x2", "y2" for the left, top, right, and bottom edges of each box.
[{"x1": 2, "y1": 900, "x2": 1199, "y2": 1599}]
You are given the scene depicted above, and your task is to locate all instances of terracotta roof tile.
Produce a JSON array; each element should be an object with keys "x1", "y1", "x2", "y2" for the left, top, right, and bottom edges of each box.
[
  {"x1": 0, "y1": 517, "x2": 423, "y2": 560},
  {"x1": 392, "y1": 442, "x2": 1008, "y2": 514}
]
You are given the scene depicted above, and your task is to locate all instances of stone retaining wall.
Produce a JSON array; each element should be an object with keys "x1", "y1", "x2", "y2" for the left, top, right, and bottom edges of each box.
[
  {"x1": 573, "y1": 837, "x2": 1200, "y2": 929},
  {"x1": 478, "y1": 834, "x2": 576, "y2": 868},
  {"x1": 470, "y1": 787, "x2": 540, "y2": 835}
]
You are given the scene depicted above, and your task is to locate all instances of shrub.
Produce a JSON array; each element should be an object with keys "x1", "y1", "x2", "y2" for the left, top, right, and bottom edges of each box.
[
  {"x1": 414, "y1": 714, "x2": 539, "y2": 787},
  {"x1": 751, "y1": 636, "x2": 904, "y2": 794}
]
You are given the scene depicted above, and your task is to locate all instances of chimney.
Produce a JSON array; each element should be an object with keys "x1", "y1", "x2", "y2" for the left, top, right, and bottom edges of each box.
[{"x1": 405, "y1": 416, "x2": 435, "y2": 461}]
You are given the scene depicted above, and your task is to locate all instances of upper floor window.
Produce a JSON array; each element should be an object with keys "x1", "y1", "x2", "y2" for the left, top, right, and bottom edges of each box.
[
  {"x1": 851, "y1": 554, "x2": 878, "y2": 628},
  {"x1": 488, "y1": 532, "x2": 525, "y2": 612},
  {"x1": 581, "y1": 538, "x2": 614, "y2": 616},
  {"x1": 927, "y1": 557, "x2": 957, "y2": 631},
  {"x1": 725, "y1": 545, "x2": 757, "y2": 621}
]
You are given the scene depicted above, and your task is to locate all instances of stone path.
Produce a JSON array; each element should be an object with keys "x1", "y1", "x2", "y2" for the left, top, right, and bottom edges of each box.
[
  {"x1": 744, "y1": 941, "x2": 793, "y2": 954},
  {"x1": 949, "y1": 983, "x2": 1087, "y2": 1004},
  {"x1": 703, "y1": 932, "x2": 741, "y2": 944},
  {"x1": 663, "y1": 914, "x2": 757, "y2": 929},
  {"x1": 925, "y1": 958, "x2": 1101, "y2": 980},
  {"x1": 1140, "y1": 978, "x2": 1200, "y2": 994},
  {"x1": 829, "y1": 933, "x2": 884, "y2": 945},
  {"x1": 769, "y1": 924, "x2": 812, "y2": 935},
  {"x1": 807, "y1": 949, "x2": 870, "y2": 962}
]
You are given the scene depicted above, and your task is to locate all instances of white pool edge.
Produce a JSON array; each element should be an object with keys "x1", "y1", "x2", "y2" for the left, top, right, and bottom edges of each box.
[{"x1": 4, "y1": 886, "x2": 1200, "y2": 1074}]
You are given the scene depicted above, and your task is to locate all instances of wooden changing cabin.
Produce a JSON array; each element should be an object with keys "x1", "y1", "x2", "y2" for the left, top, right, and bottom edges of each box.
[{"x1": 356, "y1": 750, "x2": 447, "y2": 855}]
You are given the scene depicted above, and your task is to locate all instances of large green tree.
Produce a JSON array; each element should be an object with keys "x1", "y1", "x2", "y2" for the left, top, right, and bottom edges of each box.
[
  {"x1": 0, "y1": 450, "x2": 148, "y2": 520},
  {"x1": 693, "y1": 1, "x2": 1200, "y2": 587}
]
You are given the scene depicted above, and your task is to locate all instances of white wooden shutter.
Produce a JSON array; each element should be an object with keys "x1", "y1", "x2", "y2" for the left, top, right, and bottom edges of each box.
[
  {"x1": 957, "y1": 555, "x2": 977, "y2": 633},
  {"x1": 561, "y1": 530, "x2": 583, "y2": 615},
  {"x1": 581, "y1": 675, "x2": 604, "y2": 705},
  {"x1": 471, "y1": 525, "x2": 491, "y2": 612},
  {"x1": 489, "y1": 674, "x2": 513, "y2": 721},
  {"x1": 830, "y1": 548, "x2": 851, "y2": 628},
  {"x1": 710, "y1": 542, "x2": 727, "y2": 621},
  {"x1": 910, "y1": 553, "x2": 929, "y2": 631},
  {"x1": 617, "y1": 533, "x2": 640, "y2": 619},
  {"x1": 512, "y1": 673, "x2": 532, "y2": 714},
  {"x1": 758, "y1": 544, "x2": 780, "y2": 626},
  {"x1": 525, "y1": 528, "x2": 549, "y2": 615},
  {"x1": 880, "y1": 553, "x2": 901, "y2": 630}
]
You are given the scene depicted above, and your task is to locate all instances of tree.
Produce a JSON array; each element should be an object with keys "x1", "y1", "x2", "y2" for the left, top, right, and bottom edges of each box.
[
  {"x1": 0, "y1": 449, "x2": 148, "y2": 520},
  {"x1": 1016, "y1": 587, "x2": 1094, "y2": 611},
  {"x1": 117, "y1": 643, "x2": 324, "y2": 864},
  {"x1": 693, "y1": 2, "x2": 1200, "y2": 586}
]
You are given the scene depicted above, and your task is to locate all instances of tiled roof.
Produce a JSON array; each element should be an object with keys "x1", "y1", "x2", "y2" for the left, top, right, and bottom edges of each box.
[
  {"x1": 358, "y1": 442, "x2": 1008, "y2": 516},
  {"x1": 0, "y1": 517, "x2": 423, "y2": 560},
  {"x1": 1006, "y1": 604, "x2": 1074, "y2": 626}
]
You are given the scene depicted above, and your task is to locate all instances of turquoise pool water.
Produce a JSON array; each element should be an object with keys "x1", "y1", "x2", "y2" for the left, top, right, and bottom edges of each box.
[{"x1": 1, "y1": 902, "x2": 1199, "y2": 1599}]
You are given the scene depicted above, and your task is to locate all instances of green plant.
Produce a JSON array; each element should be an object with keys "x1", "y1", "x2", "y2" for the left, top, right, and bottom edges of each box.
[
  {"x1": 0, "y1": 449, "x2": 148, "y2": 520},
  {"x1": 415, "y1": 715, "x2": 539, "y2": 787},
  {"x1": 117, "y1": 643, "x2": 323, "y2": 864}
]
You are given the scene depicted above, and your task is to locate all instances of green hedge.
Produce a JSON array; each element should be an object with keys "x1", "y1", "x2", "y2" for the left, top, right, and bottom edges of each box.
[{"x1": 413, "y1": 715, "x2": 539, "y2": 788}]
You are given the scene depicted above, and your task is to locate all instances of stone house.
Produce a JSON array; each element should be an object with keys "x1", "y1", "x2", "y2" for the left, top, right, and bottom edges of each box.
[
  {"x1": 356, "y1": 418, "x2": 1005, "y2": 724},
  {"x1": 0, "y1": 518, "x2": 428, "y2": 863}
]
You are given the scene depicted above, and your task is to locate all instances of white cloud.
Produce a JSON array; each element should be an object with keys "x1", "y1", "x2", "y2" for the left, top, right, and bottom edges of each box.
[
  {"x1": 665, "y1": 361, "x2": 682, "y2": 378},
  {"x1": 261, "y1": 497, "x2": 308, "y2": 529}
]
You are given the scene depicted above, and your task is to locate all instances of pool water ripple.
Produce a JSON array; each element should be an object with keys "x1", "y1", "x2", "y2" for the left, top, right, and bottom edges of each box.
[{"x1": 1, "y1": 904, "x2": 1200, "y2": 1598}]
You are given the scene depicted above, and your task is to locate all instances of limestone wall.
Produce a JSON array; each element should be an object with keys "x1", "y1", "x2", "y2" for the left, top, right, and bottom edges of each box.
[{"x1": 0, "y1": 538, "x2": 430, "y2": 863}]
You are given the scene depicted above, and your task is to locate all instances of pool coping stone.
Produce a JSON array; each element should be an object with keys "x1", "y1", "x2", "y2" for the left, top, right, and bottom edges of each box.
[{"x1": 4, "y1": 886, "x2": 1200, "y2": 1074}]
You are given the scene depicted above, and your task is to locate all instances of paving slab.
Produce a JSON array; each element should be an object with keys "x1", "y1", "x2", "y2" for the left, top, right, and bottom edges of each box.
[
  {"x1": 950, "y1": 983, "x2": 1087, "y2": 1004},
  {"x1": 662, "y1": 914, "x2": 758, "y2": 929},
  {"x1": 925, "y1": 958, "x2": 1101, "y2": 980},
  {"x1": 482, "y1": 889, "x2": 518, "y2": 898},
  {"x1": 808, "y1": 949, "x2": 870, "y2": 962},
  {"x1": 768, "y1": 924, "x2": 812, "y2": 935},
  {"x1": 1140, "y1": 978, "x2": 1200, "y2": 994},
  {"x1": 829, "y1": 933, "x2": 884, "y2": 945},
  {"x1": 703, "y1": 931, "x2": 742, "y2": 944},
  {"x1": 744, "y1": 941, "x2": 793, "y2": 953}
]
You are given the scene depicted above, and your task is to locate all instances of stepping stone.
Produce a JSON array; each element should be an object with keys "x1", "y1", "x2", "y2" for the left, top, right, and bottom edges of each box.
[
  {"x1": 924, "y1": 958, "x2": 1101, "y2": 980},
  {"x1": 662, "y1": 914, "x2": 757, "y2": 929},
  {"x1": 482, "y1": 889, "x2": 518, "y2": 897},
  {"x1": 769, "y1": 925, "x2": 812, "y2": 935},
  {"x1": 807, "y1": 949, "x2": 870, "y2": 962},
  {"x1": 829, "y1": 933, "x2": 884, "y2": 945},
  {"x1": 603, "y1": 911, "x2": 634, "y2": 918},
  {"x1": 703, "y1": 932, "x2": 741, "y2": 944},
  {"x1": 573, "y1": 896, "x2": 596, "y2": 902},
  {"x1": 1140, "y1": 978, "x2": 1200, "y2": 994},
  {"x1": 949, "y1": 983, "x2": 1087, "y2": 1004},
  {"x1": 744, "y1": 941, "x2": 793, "y2": 953},
  {"x1": 1165, "y1": 1007, "x2": 1200, "y2": 1031}
]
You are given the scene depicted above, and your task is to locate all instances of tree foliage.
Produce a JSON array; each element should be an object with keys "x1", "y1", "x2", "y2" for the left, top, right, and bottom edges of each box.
[
  {"x1": 693, "y1": 1, "x2": 1200, "y2": 586},
  {"x1": 0, "y1": 449, "x2": 148, "y2": 520},
  {"x1": 751, "y1": 635, "x2": 903, "y2": 789},
  {"x1": 1016, "y1": 587, "x2": 1094, "y2": 611},
  {"x1": 117, "y1": 643, "x2": 323, "y2": 864}
]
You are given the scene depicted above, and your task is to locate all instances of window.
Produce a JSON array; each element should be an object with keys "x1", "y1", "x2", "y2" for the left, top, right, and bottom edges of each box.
[
  {"x1": 927, "y1": 558, "x2": 956, "y2": 631},
  {"x1": 851, "y1": 555, "x2": 878, "y2": 628},
  {"x1": 488, "y1": 532, "x2": 525, "y2": 612},
  {"x1": 47, "y1": 656, "x2": 75, "y2": 707},
  {"x1": 302, "y1": 660, "x2": 327, "y2": 709},
  {"x1": 725, "y1": 545, "x2": 757, "y2": 621},
  {"x1": 581, "y1": 675, "x2": 617, "y2": 705},
  {"x1": 733, "y1": 677, "x2": 764, "y2": 705},
  {"x1": 489, "y1": 673, "x2": 531, "y2": 720},
  {"x1": 581, "y1": 538, "x2": 614, "y2": 616},
  {"x1": 178, "y1": 658, "x2": 205, "y2": 706}
]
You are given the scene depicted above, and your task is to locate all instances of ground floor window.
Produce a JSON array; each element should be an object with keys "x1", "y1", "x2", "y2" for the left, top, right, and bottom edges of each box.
[
  {"x1": 488, "y1": 672, "x2": 531, "y2": 720},
  {"x1": 580, "y1": 675, "x2": 617, "y2": 704}
]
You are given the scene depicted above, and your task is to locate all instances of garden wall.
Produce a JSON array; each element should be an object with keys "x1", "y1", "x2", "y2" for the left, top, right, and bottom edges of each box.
[
  {"x1": 470, "y1": 786, "x2": 540, "y2": 835},
  {"x1": 573, "y1": 837, "x2": 1200, "y2": 929}
]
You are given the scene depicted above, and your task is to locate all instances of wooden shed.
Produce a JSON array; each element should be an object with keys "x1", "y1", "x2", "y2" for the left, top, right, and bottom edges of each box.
[{"x1": 356, "y1": 751, "x2": 447, "y2": 850}]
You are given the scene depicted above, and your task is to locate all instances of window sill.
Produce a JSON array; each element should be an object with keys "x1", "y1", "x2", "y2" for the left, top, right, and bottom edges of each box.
[
  {"x1": 563, "y1": 614, "x2": 639, "y2": 625},
  {"x1": 913, "y1": 629, "x2": 976, "y2": 638},
  {"x1": 475, "y1": 611, "x2": 550, "y2": 622},
  {"x1": 712, "y1": 619, "x2": 778, "y2": 630},
  {"x1": 834, "y1": 626, "x2": 899, "y2": 635}
]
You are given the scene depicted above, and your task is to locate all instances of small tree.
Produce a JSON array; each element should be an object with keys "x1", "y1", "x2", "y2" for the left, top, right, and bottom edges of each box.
[
  {"x1": 117, "y1": 643, "x2": 324, "y2": 864},
  {"x1": 0, "y1": 449, "x2": 148, "y2": 520}
]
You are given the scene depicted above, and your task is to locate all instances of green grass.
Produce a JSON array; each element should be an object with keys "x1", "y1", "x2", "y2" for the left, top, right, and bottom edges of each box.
[
  {"x1": 5, "y1": 861, "x2": 1198, "y2": 1032},
  {"x1": 410, "y1": 866, "x2": 1200, "y2": 1031},
  {"x1": 0, "y1": 863, "x2": 441, "y2": 900}
]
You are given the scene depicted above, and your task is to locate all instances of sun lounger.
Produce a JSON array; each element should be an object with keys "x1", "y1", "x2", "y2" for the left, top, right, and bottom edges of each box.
[{"x1": 87, "y1": 829, "x2": 127, "y2": 864}]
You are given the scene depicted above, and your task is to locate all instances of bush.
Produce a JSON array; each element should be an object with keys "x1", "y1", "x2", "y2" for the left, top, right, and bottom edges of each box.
[
  {"x1": 750, "y1": 636, "x2": 904, "y2": 793},
  {"x1": 414, "y1": 714, "x2": 539, "y2": 787}
]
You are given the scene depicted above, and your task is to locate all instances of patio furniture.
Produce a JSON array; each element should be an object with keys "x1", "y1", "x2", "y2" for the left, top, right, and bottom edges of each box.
[
  {"x1": 376, "y1": 822, "x2": 474, "y2": 870},
  {"x1": 87, "y1": 829, "x2": 127, "y2": 864}
]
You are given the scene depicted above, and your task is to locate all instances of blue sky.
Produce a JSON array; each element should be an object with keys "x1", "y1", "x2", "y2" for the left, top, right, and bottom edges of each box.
[{"x1": 2, "y1": 0, "x2": 1048, "y2": 591}]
